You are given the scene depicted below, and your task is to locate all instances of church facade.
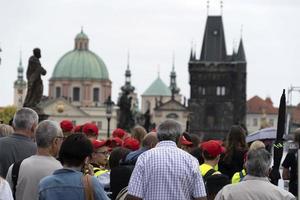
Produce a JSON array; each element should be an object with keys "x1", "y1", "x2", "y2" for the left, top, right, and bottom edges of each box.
[{"x1": 188, "y1": 15, "x2": 247, "y2": 139}]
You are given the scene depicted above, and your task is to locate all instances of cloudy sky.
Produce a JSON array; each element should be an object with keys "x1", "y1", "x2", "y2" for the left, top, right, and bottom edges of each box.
[{"x1": 0, "y1": 0, "x2": 299, "y2": 107}]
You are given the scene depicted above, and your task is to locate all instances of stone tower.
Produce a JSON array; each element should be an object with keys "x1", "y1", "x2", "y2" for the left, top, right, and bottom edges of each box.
[
  {"x1": 14, "y1": 54, "x2": 27, "y2": 108},
  {"x1": 188, "y1": 15, "x2": 246, "y2": 139}
]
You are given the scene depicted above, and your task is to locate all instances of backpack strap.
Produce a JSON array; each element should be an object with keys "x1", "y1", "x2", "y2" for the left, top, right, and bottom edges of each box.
[
  {"x1": 12, "y1": 159, "x2": 24, "y2": 199},
  {"x1": 203, "y1": 168, "x2": 216, "y2": 181},
  {"x1": 239, "y1": 170, "x2": 245, "y2": 182}
]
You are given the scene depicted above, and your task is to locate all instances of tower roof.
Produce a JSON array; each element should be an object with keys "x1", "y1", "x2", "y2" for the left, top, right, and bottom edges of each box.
[
  {"x1": 200, "y1": 16, "x2": 227, "y2": 61},
  {"x1": 236, "y1": 39, "x2": 246, "y2": 61},
  {"x1": 142, "y1": 77, "x2": 171, "y2": 96}
]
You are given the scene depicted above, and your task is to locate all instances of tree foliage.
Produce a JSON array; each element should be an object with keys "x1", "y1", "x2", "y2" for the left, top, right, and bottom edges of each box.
[{"x1": 0, "y1": 106, "x2": 17, "y2": 124}]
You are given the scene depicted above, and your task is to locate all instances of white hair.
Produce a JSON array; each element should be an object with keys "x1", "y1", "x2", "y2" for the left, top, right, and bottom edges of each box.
[
  {"x1": 35, "y1": 120, "x2": 63, "y2": 148},
  {"x1": 245, "y1": 148, "x2": 272, "y2": 177},
  {"x1": 13, "y1": 107, "x2": 38, "y2": 131},
  {"x1": 157, "y1": 119, "x2": 182, "y2": 142}
]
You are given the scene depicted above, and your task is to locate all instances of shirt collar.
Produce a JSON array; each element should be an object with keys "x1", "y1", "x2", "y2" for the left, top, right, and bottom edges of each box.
[
  {"x1": 53, "y1": 168, "x2": 83, "y2": 175},
  {"x1": 243, "y1": 175, "x2": 270, "y2": 182},
  {"x1": 156, "y1": 141, "x2": 177, "y2": 148},
  {"x1": 10, "y1": 133, "x2": 33, "y2": 141}
]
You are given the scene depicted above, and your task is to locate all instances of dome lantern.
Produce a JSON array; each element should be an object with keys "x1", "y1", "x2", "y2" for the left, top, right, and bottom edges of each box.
[{"x1": 75, "y1": 28, "x2": 89, "y2": 50}]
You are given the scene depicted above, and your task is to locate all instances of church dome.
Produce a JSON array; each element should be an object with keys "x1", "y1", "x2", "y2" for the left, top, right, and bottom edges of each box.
[{"x1": 51, "y1": 30, "x2": 109, "y2": 80}]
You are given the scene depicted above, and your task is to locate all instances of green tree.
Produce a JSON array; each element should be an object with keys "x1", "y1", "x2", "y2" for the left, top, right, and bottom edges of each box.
[{"x1": 0, "y1": 106, "x2": 17, "y2": 124}]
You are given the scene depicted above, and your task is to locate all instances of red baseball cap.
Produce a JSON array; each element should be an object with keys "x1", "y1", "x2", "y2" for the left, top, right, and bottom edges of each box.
[
  {"x1": 73, "y1": 125, "x2": 83, "y2": 133},
  {"x1": 60, "y1": 120, "x2": 74, "y2": 132},
  {"x1": 112, "y1": 128, "x2": 126, "y2": 138},
  {"x1": 201, "y1": 140, "x2": 225, "y2": 157},
  {"x1": 180, "y1": 133, "x2": 193, "y2": 146},
  {"x1": 92, "y1": 140, "x2": 109, "y2": 150},
  {"x1": 82, "y1": 123, "x2": 99, "y2": 136},
  {"x1": 123, "y1": 137, "x2": 140, "y2": 151}
]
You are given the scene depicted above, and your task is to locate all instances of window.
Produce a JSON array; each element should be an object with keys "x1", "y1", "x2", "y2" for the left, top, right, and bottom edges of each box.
[
  {"x1": 269, "y1": 119, "x2": 274, "y2": 126},
  {"x1": 166, "y1": 113, "x2": 179, "y2": 119},
  {"x1": 198, "y1": 86, "x2": 206, "y2": 95},
  {"x1": 93, "y1": 88, "x2": 100, "y2": 102},
  {"x1": 56, "y1": 87, "x2": 61, "y2": 98},
  {"x1": 73, "y1": 87, "x2": 80, "y2": 101},
  {"x1": 221, "y1": 86, "x2": 226, "y2": 96},
  {"x1": 253, "y1": 118, "x2": 258, "y2": 126},
  {"x1": 217, "y1": 86, "x2": 226, "y2": 96}
]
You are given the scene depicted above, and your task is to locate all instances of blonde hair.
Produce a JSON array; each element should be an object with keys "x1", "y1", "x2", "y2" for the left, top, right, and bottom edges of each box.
[
  {"x1": 0, "y1": 124, "x2": 14, "y2": 137},
  {"x1": 131, "y1": 126, "x2": 147, "y2": 144},
  {"x1": 249, "y1": 140, "x2": 265, "y2": 151}
]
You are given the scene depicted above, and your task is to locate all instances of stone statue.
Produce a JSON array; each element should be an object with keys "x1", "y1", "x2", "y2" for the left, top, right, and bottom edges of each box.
[
  {"x1": 117, "y1": 91, "x2": 134, "y2": 131},
  {"x1": 23, "y1": 48, "x2": 47, "y2": 110}
]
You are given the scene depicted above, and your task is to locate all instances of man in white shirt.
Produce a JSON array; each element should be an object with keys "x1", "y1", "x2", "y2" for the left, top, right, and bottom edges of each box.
[
  {"x1": 215, "y1": 148, "x2": 296, "y2": 200},
  {"x1": 6, "y1": 120, "x2": 63, "y2": 200}
]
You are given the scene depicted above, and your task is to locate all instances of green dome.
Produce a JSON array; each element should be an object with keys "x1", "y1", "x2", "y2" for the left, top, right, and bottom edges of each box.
[
  {"x1": 51, "y1": 50, "x2": 109, "y2": 80},
  {"x1": 143, "y1": 77, "x2": 171, "y2": 96}
]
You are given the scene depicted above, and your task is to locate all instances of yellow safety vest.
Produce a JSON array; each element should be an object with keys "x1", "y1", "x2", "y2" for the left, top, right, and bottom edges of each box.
[
  {"x1": 93, "y1": 167, "x2": 109, "y2": 177},
  {"x1": 199, "y1": 163, "x2": 220, "y2": 177},
  {"x1": 231, "y1": 169, "x2": 246, "y2": 184}
]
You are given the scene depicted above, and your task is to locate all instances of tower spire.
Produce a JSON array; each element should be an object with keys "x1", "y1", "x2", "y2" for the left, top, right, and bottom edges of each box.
[
  {"x1": 220, "y1": 0, "x2": 223, "y2": 15},
  {"x1": 121, "y1": 52, "x2": 135, "y2": 93},
  {"x1": 207, "y1": 0, "x2": 210, "y2": 16},
  {"x1": 169, "y1": 53, "x2": 180, "y2": 96}
]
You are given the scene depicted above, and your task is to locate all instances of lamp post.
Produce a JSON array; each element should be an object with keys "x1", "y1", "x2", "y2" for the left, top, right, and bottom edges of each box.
[{"x1": 105, "y1": 96, "x2": 113, "y2": 138}]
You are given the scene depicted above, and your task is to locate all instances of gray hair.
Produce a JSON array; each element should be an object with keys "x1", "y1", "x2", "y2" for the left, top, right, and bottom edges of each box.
[
  {"x1": 245, "y1": 148, "x2": 272, "y2": 177},
  {"x1": 0, "y1": 124, "x2": 14, "y2": 137},
  {"x1": 13, "y1": 107, "x2": 39, "y2": 131},
  {"x1": 157, "y1": 119, "x2": 182, "y2": 142},
  {"x1": 35, "y1": 120, "x2": 63, "y2": 148}
]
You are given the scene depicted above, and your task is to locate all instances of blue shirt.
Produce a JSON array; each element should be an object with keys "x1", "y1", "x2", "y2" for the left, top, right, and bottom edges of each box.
[
  {"x1": 127, "y1": 141, "x2": 206, "y2": 200},
  {"x1": 124, "y1": 147, "x2": 148, "y2": 164},
  {"x1": 38, "y1": 168, "x2": 109, "y2": 200}
]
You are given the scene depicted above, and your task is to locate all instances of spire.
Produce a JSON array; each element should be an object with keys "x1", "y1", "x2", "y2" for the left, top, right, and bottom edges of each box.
[
  {"x1": 207, "y1": 0, "x2": 210, "y2": 16},
  {"x1": 236, "y1": 38, "x2": 246, "y2": 61},
  {"x1": 121, "y1": 52, "x2": 135, "y2": 93},
  {"x1": 189, "y1": 46, "x2": 194, "y2": 61},
  {"x1": 200, "y1": 16, "x2": 227, "y2": 61},
  {"x1": 17, "y1": 51, "x2": 24, "y2": 81},
  {"x1": 220, "y1": 0, "x2": 223, "y2": 15},
  {"x1": 237, "y1": 26, "x2": 246, "y2": 62},
  {"x1": 169, "y1": 53, "x2": 180, "y2": 96}
]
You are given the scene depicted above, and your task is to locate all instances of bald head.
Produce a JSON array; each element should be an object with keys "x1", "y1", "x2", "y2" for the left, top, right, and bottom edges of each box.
[{"x1": 142, "y1": 132, "x2": 158, "y2": 149}]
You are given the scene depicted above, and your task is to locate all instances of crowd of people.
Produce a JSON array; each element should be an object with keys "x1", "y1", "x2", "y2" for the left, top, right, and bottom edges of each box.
[{"x1": 0, "y1": 107, "x2": 298, "y2": 200}]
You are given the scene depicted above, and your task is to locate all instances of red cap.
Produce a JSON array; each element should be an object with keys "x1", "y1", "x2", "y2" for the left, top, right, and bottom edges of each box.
[
  {"x1": 73, "y1": 125, "x2": 83, "y2": 133},
  {"x1": 82, "y1": 123, "x2": 99, "y2": 136},
  {"x1": 112, "y1": 128, "x2": 126, "y2": 138},
  {"x1": 110, "y1": 137, "x2": 123, "y2": 147},
  {"x1": 60, "y1": 120, "x2": 74, "y2": 132},
  {"x1": 123, "y1": 137, "x2": 140, "y2": 151},
  {"x1": 201, "y1": 140, "x2": 225, "y2": 157},
  {"x1": 180, "y1": 133, "x2": 193, "y2": 146},
  {"x1": 92, "y1": 140, "x2": 108, "y2": 150}
]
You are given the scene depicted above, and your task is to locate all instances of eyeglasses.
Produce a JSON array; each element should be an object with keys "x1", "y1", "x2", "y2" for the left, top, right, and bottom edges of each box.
[{"x1": 56, "y1": 136, "x2": 66, "y2": 140}]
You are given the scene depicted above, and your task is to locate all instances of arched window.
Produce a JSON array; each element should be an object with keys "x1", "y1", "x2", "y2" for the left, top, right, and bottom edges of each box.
[
  {"x1": 166, "y1": 113, "x2": 179, "y2": 119},
  {"x1": 73, "y1": 87, "x2": 80, "y2": 101},
  {"x1": 93, "y1": 88, "x2": 100, "y2": 102},
  {"x1": 56, "y1": 87, "x2": 61, "y2": 98}
]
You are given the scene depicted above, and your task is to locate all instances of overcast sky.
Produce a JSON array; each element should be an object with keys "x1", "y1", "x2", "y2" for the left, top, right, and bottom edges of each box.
[{"x1": 0, "y1": 0, "x2": 300, "y2": 107}]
